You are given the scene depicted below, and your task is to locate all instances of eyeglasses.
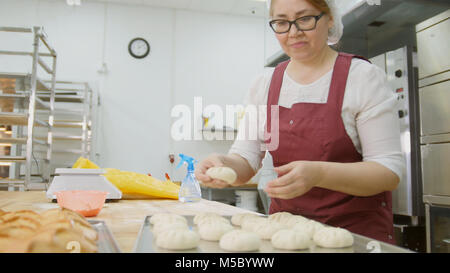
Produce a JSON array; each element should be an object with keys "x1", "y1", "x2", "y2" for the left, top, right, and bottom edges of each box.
[{"x1": 269, "y1": 13, "x2": 325, "y2": 34}]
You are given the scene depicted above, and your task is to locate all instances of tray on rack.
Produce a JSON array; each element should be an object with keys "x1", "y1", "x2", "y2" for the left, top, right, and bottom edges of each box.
[
  {"x1": 88, "y1": 220, "x2": 121, "y2": 253},
  {"x1": 133, "y1": 215, "x2": 413, "y2": 253}
]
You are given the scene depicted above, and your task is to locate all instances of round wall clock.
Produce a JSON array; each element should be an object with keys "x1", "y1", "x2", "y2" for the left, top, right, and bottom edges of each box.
[{"x1": 128, "y1": 37, "x2": 150, "y2": 59}]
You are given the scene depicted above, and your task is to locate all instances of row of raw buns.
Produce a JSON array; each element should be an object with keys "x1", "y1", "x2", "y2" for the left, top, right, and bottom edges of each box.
[
  {"x1": 149, "y1": 211, "x2": 353, "y2": 252},
  {"x1": 0, "y1": 208, "x2": 98, "y2": 253}
]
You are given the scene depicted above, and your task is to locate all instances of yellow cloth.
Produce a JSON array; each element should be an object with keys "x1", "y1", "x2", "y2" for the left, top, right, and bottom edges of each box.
[{"x1": 72, "y1": 157, "x2": 179, "y2": 200}]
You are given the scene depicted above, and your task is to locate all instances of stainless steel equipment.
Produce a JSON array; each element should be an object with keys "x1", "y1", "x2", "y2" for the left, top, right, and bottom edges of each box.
[
  {"x1": 134, "y1": 215, "x2": 414, "y2": 253},
  {"x1": 88, "y1": 220, "x2": 121, "y2": 253},
  {"x1": 0, "y1": 26, "x2": 57, "y2": 190},
  {"x1": 416, "y1": 9, "x2": 450, "y2": 253},
  {"x1": 370, "y1": 46, "x2": 423, "y2": 219}
]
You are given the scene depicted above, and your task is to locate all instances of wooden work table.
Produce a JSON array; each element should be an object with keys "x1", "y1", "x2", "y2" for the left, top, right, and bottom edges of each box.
[{"x1": 0, "y1": 191, "x2": 258, "y2": 253}]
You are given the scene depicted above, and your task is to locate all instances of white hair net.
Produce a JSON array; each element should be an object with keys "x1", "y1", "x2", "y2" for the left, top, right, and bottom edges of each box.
[
  {"x1": 267, "y1": 0, "x2": 344, "y2": 45},
  {"x1": 325, "y1": 0, "x2": 344, "y2": 45}
]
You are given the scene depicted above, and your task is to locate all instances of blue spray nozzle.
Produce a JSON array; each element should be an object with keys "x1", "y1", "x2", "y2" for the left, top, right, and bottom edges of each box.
[{"x1": 176, "y1": 154, "x2": 198, "y2": 172}]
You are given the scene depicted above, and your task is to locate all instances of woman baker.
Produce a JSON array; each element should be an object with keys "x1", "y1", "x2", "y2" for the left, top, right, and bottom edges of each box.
[{"x1": 195, "y1": 0, "x2": 404, "y2": 244}]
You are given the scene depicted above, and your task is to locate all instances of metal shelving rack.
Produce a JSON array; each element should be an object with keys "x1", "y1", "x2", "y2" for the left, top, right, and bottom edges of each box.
[
  {"x1": 0, "y1": 26, "x2": 56, "y2": 191},
  {"x1": 34, "y1": 80, "x2": 93, "y2": 172}
]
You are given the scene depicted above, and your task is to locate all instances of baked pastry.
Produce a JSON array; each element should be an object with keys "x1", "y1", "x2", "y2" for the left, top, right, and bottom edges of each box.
[{"x1": 0, "y1": 208, "x2": 98, "y2": 253}]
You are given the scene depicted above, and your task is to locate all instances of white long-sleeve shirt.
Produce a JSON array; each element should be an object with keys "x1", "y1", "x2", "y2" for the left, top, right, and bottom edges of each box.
[{"x1": 229, "y1": 58, "x2": 405, "y2": 180}]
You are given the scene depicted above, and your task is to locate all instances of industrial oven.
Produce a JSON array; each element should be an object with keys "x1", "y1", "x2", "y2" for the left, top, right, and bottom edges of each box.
[{"x1": 416, "y1": 9, "x2": 450, "y2": 253}]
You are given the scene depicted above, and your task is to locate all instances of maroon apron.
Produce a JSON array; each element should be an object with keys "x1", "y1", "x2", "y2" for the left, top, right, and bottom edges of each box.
[{"x1": 265, "y1": 52, "x2": 395, "y2": 244}]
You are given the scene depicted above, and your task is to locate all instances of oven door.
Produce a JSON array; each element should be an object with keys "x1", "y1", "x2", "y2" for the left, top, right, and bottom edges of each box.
[{"x1": 425, "y1": 202, "x2": 450, "y2": 253}]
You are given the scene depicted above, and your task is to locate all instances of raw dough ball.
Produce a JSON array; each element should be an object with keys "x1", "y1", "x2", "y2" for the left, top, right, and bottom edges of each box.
[
  {"x1": 283, "y1": 215, "x2": 309, "y2": 227},
  {"x1": 193, "y1": 212, "x2": 221, "y2": 225},
  {"x1": 198, "y1": 222, "x2": 234, "y2": 241},
  {"x1": 271, "y1": 229, "x2": 312, "y2": 250},
  {"x1": 268, "y1": 212, "x2": 293, "y2": 224},
  {"x1": 150, "y1": 213, "x2": 187, "y2": 225},
  {"x1": 253, "y1": 221, "x2": 287, "y2": 240},
  {"x1": 313, "y1": 227, "x2": 354, "y2": 248},
  {"x1": 292, "y1": 220, "x2": 325, "y2": 238},
  {"x1": 241, "y1": 217, "x2": 268, "y2": 232},
  {"x1": 197, "y1": 216, "x2": 230, "y2": 227},
  {"x1": 156, "y1": 228, "x2": 200, "y2": 250},
  {"x1": 206, "y1": 167, "x2": 237, "y2": 184},
  {"x1": 152, "y1": 221, "x2": 189, "y2": 238},
  {"x1": 219, "y1": 230, "x2": 261, "y2": 252},
  {"x1": 231, "y1": 213, "x2": 260, "y2": 226}
]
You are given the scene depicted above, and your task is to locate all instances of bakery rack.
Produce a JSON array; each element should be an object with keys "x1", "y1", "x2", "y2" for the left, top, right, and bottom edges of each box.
[
  {"x1": 0, "y1": 26, "x2": 56, "y2": 191},
  {"x1": 34, "y1": 80, "x2": 94, "y2": 173}
]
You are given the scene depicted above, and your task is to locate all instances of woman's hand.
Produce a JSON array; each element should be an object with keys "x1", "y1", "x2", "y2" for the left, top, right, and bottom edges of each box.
[
  {"x1": 265, "y1": 161, "x2": 324, "y2": 199},
  {"x1": 194, "y1": 153, "x2": 230, "y2": 189}
]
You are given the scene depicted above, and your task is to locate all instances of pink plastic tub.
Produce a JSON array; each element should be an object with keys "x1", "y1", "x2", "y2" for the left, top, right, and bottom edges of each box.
[{"x1": 55, "y1": 190, "x2": 108, "y2": 217}]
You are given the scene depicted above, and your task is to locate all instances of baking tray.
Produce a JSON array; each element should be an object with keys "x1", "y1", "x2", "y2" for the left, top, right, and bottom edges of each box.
[
  {"x1": 88, "y1": 220, "x2": 121, "y2": 253},
  {"x1": 133, "y1": 215, "x2": 413, "y2": 253}
]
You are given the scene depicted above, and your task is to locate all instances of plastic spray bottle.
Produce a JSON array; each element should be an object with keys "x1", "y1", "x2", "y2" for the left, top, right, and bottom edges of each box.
[
  {"x1": 177, "y1": 153, "x2": 202, "y2": 203},
  {"x1": 257, "y1": 150, "x2": 278, "y2": 213}
]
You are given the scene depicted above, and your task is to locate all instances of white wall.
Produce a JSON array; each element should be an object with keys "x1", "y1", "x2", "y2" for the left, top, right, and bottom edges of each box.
[{"x1": 0, "y1": 0, "x2": 267, "y2": 181}]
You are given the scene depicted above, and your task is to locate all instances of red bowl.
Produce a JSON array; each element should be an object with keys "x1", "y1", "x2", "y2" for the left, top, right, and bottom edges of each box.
[{"x1": 55, "y1": 190, "x2": 107, "y2": 217}]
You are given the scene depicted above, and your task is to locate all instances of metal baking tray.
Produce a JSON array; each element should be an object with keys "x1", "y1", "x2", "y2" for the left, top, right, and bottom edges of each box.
[
  {"x1": 133, "y1": 215, "x2": 413, "y2": 253},
  {"x1": 88, "y1": 220, "x2": 121, "y2": 253}
]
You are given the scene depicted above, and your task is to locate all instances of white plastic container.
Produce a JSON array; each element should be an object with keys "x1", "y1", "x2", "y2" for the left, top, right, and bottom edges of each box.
[{"x1": 235, "y1": 190, "x2": 258, "y2": 212}]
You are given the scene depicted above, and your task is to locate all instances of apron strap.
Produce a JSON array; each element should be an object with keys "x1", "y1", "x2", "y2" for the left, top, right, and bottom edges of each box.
[
  {"x1": 265, "y1": 53, "x2": 370, "y2": 134},
  {"x1": 328, "y1": 52, "x2": 371, "y2": 113},
  {"x1": 266, "y1": 60, "x2": 289, "y2": 134}
]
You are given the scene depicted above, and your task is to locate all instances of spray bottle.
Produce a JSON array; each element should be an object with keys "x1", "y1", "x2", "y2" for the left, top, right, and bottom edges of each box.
[
  {"x1": 176, "y1": 153, "x2": 202, "y2": 203},
  {"x1": 257, "y1": 150, "x2": 278, "y2": 213}
]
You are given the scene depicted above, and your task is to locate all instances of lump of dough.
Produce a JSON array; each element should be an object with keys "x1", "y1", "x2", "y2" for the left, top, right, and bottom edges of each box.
[
  {"x1": 252, "y1": 221, "x2": 287, "y2": 240},
  {"x1": 156, "y1": 228, "x2": 200, "y2": 250},
  {"x1": 292, "y1": 220, "x2": 325, "y2": 239},
  {"x1": 196, "y1": 216, "x2": 230, "y2": 227},
  {"x1": 198, "y1": 222, "x2": 234, "y2": 241},
  {"x1": 219, "y1": 230, "x2": 260, "y2": 252},
  {"x1": 206, "y1": 167, "x2": 237, "y2": 184},
  {"x1": 271, "y1": 229, "x2": 312, "y2": 250},
  {"x1": 152, "y1": 221, "x2": 189, "y2": 238},
  {"x1": 268, "y1": 212, "x2": 293, "y2": 224},
  {"x1": 150, "y1": 213, "x2": 187, "y2": 225},
  {"x1": 193, "y1": 212, "x2": 221, "y2": 225},
  {"x1": 241, "y1": 217, "x2": 268, "y2": 232},
  {"x1": 313, "y1": 227, "x2": 354, "y2": 248},
  {"x1": 231, "y1": 213, "x2": 260, "y2": 226},
  {"x1": 283, "y1": 215, "x2": 309, "y2": 227}
]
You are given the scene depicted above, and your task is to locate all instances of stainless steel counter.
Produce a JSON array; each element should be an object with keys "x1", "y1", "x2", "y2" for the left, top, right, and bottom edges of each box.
[{"x1": 134, "y1": 215, "x2": 414, "y2": 253}]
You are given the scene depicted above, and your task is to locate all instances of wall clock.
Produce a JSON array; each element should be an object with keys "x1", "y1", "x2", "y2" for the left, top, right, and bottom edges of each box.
[{"x1": 128, "y1": 37, "x2": 150, "y2": 59}]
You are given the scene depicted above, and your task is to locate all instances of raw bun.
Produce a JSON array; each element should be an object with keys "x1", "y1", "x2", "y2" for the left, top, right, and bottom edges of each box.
[
  {"x1": 292, "y1": 220, "x2": 325, "y2": 238},
  {"x1": 253, "y1": 221, "x2": 287, "y2": 240},
  {"x1": 219, "y1": 230, "x2": 260, "y2": 252},
  {"x1": 193, "y1": 212, "x2": 221, "y2": 225},
  {"x1": 283, "y1": 215, "x2": 309, "y2": 227},
  {"x1": 268, "y1": 212, "x2": 293, "y2": 224},
  {"x1": 196, "y1": 216, "x2": 230, "y2": 227},
  {"x1": 206, "y1": 167, "x2": 237, "y2": 184},
  {"x1": 231, "y1": 213, "x2": 260, "y2": 226},
  {"x1": 152, "y1": 221, "x2": 189, "y2": 238},
  {"x1": 198, "y1": 222, "x2": 233, "y2": 241},
  {"x1": 271, "y1": 229, "x2": 312, "y2": 250},
  {"x1": 150, "y1": 213, "x2": 187, "y2": 225},
  {"x1": 313, "y1": 227, "x2": 354, "y2": 248},
  {"x1": 156, "y1": 228, "x2": 200, "y2": 250},
  {"x1": 241, "y1": 217, "x2": 268, "y2": 232}
]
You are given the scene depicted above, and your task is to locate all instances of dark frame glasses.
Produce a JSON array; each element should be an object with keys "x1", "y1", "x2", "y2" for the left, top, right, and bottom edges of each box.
[{"x1": 269, "y1": 12, "x2": 325, "y2": 34}]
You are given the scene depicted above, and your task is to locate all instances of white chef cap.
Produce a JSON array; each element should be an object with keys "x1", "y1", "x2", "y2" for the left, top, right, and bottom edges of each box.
[{"x1": 267, "y1": 0, "x2": 344, "y2": 45}]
